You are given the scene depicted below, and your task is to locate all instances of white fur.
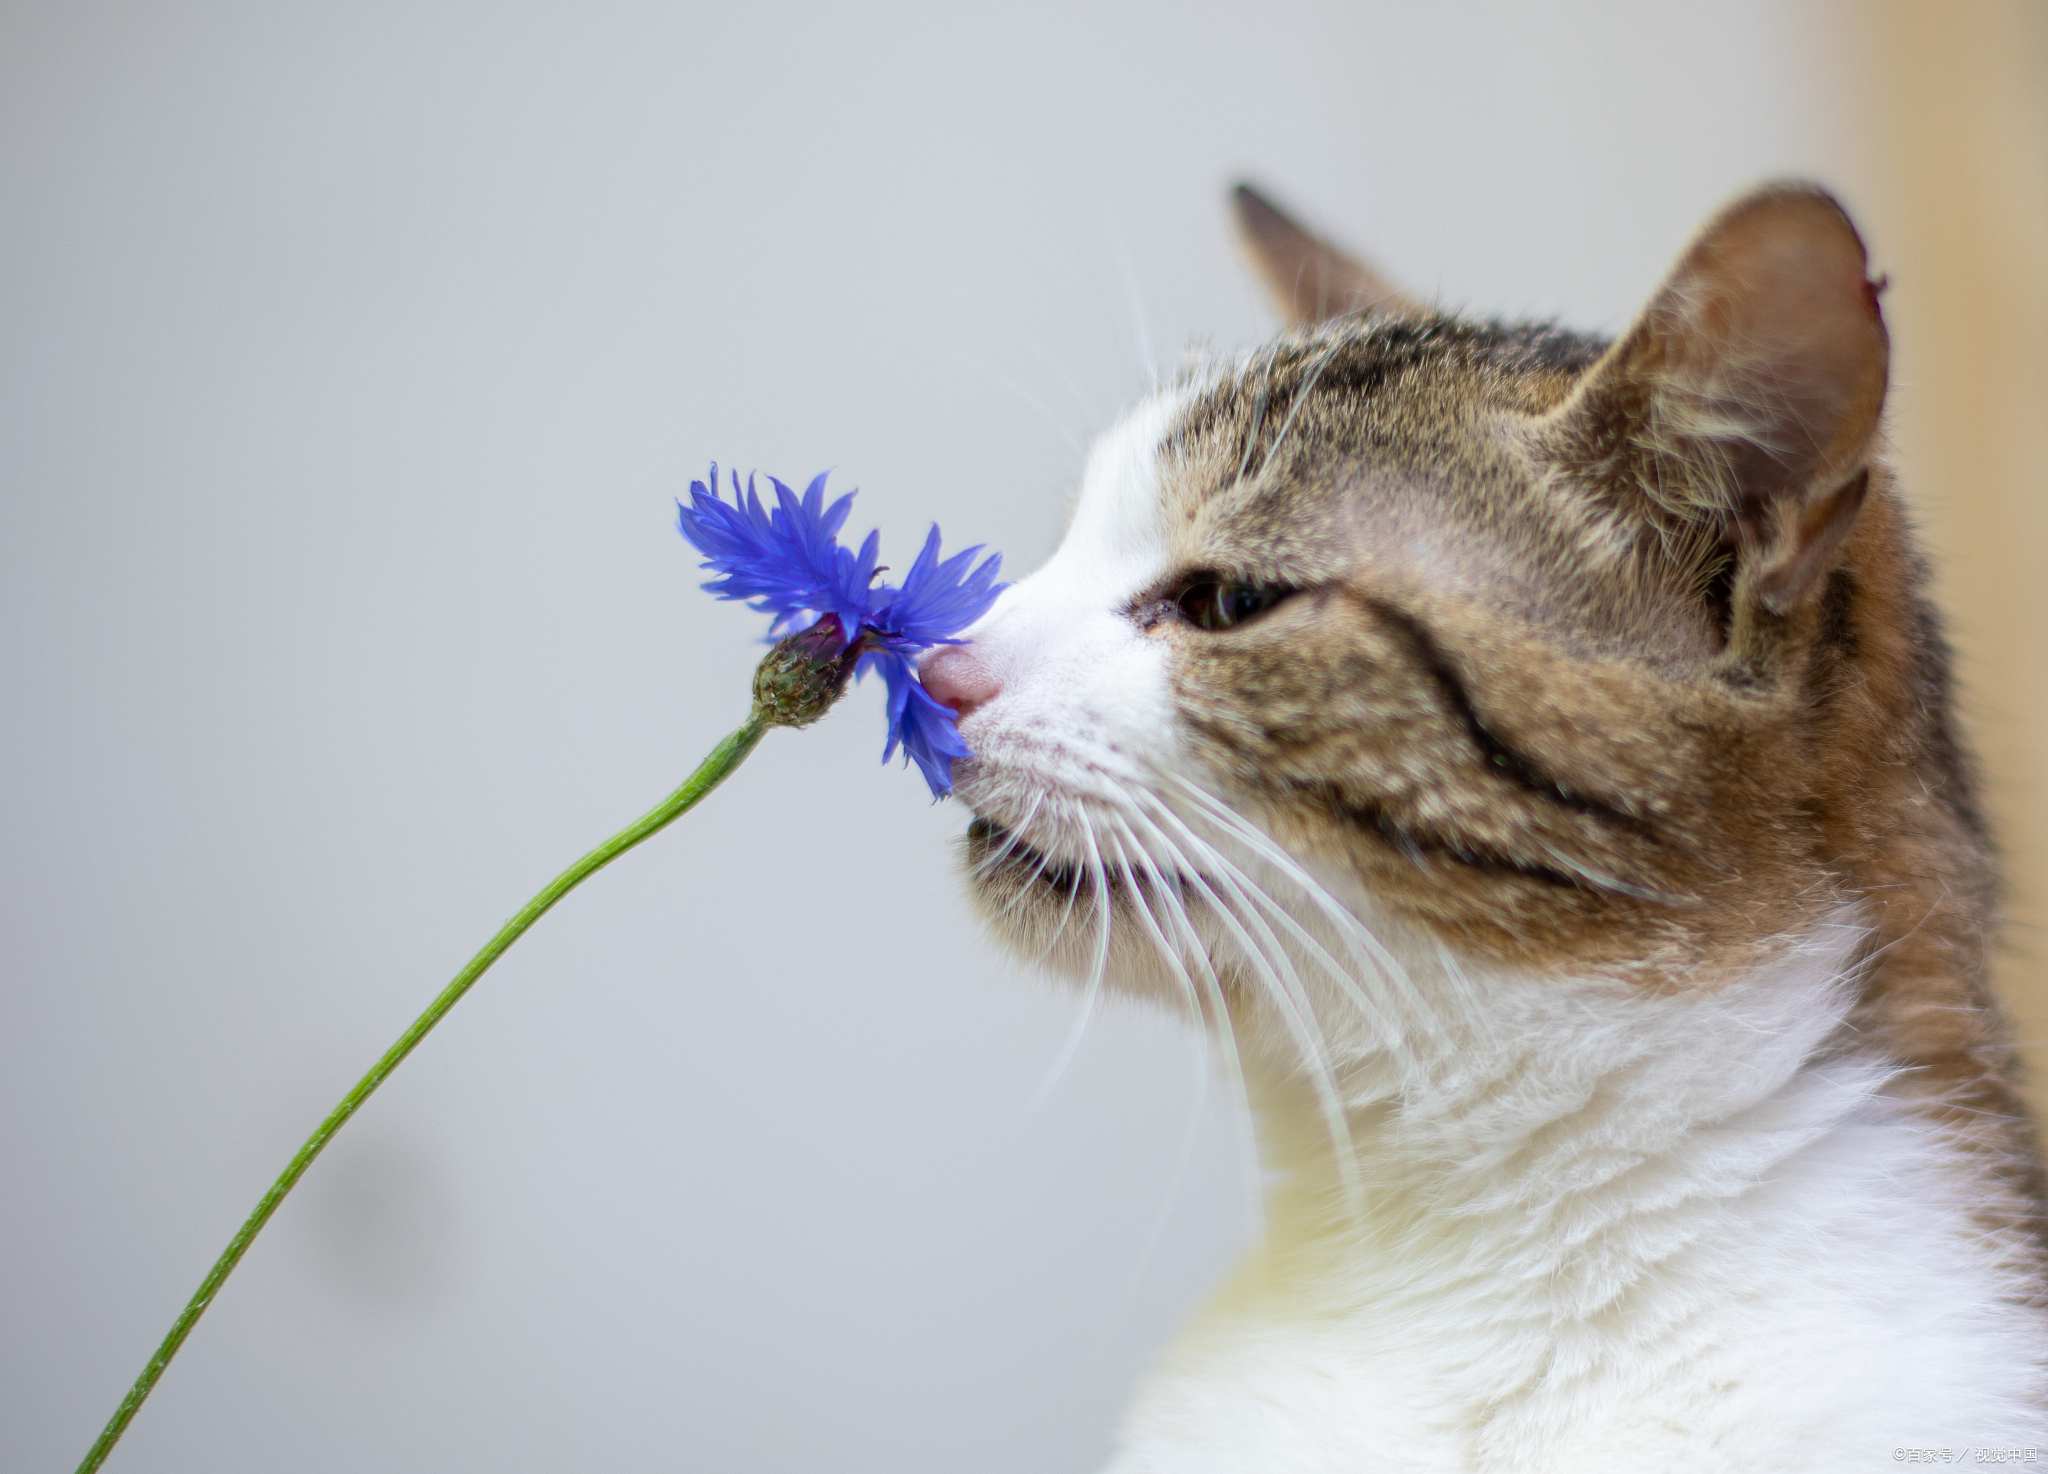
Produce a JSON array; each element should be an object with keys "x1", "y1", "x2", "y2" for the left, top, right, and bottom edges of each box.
[
  {"x1": 955, "y1": 392, "x2": 2048, "y2": 1472},
  {"x1": 953, "y1": 392, "x2": 1188, "y2": 836},
  {"x1": 1110, "y1": 921, "x2": 2048, "y2": 1471}
]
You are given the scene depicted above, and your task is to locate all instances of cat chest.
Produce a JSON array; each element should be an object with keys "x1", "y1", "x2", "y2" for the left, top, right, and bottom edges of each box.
[{"x1": 1105, "y1": 1106, "x2": 2048, "y2": 1472}]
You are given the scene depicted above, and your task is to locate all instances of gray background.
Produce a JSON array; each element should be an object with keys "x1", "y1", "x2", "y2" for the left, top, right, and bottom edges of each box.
[{"x1": 4, "y1": 3, "x2": 1818, "y2": 1469}]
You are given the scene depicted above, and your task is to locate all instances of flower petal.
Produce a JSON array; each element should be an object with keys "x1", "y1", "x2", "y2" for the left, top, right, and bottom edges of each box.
[
  {"x1": 676, "y1": 466, "x2": 884, "y2": 645},
  {"x1": 869, "y1": 522, "x2": 1007, "y2": 650},
  {"x1": 875, "y1": 652, "x2": 971, "y2": 798},
  {"x1": 679, "y1": 466, "x2": 999, "y2": 796}
]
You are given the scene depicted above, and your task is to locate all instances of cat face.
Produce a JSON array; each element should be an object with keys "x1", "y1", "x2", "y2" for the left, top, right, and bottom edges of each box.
[{"x1": 923, "y1": 184, "x2": 1959, "y2": 1020}]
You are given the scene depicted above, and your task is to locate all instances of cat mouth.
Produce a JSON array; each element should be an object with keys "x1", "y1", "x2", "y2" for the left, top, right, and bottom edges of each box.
[
  {"x1": 965, "y1": 815, "x2": 1090, "y2": 899},
  {"x1": 965, "y1": 813, "x2": 1196, "y2": 908}
]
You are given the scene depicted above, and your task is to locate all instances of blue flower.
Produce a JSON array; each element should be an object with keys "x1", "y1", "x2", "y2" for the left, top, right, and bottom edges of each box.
[
  {"x1": 873, "y1": 651, "x2": 973, "y2": 798},
  {"x1": 675, "y1": 465, "x2": 881, "y2": 640},
  {"x1": 677, "y1": 466, "x2": 1006, "y2": 797}
]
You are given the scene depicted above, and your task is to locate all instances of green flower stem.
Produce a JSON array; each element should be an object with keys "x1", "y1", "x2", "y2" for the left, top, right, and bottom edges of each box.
[{"x1": 77, "y1": 715, "x2": 769, "y2": 1474}]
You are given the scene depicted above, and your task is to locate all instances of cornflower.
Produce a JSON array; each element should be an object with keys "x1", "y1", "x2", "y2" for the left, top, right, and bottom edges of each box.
[
  {"x1": 77, "y1": 465, "x2": 1006, "y2": 1473},
  {"x1": 676, "y1": 465, "x2": 1005, "y2": 796}
]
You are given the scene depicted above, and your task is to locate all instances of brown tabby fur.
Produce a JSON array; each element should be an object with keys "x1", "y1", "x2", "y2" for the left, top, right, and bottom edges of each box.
[{"x1": 1021, "y1": 183, "x2": 2048, "y2": 1280}]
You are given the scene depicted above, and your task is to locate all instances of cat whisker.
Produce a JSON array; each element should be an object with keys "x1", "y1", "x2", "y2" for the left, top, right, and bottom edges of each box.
[
  {"x1": 897, "y1": 332, "x2": 1089, "y2": 460},
  {"x1": 1101, "y1": 210, "x2": 1158, "y2": 390},
  {"x1": 1148, "y1": 781, "x2": 1435, "y2": 1062},
  {"x1": 1144, "y1": 790, "x2": 1396, "y2": 1037},
  {"x1": 972, "y1": 793, "x2": 1057, "y2": 925},
  {"x1": 1023, "y1": 797, "x2": 1115, "y2": 1112},
  {"x1": 1853, "y1": 880, "x2": 1951, "y2": 975},
  {"x1": 1429, "y1": 940, "x2": 1488, "y2": 1056},
  {"x1": 1032, "y1": 792, "x2": 1094, "y2": 966},
  {"x1": 966, "y1": 810, "x2": 1032, "y2": 883},
  {"x1": 1532, "y1": 840, "x2": 1701, "y2": 909},
  {"x1": 1230, "y1": 340, "x2": 1285, "y2": 492},
  {"x1": 1099, "y1": 813, "x2": 1227, "y2": 1085},
  {"x1": 1162, "y1": 776, "x2": 1446, "y2": 1050},
  {"x1": 1019, "y1": 335, "x2": 1107, "y2": 437},
  {"x1": 1256, "y1": 330, "x2": 1349, "y2": 480},
  {"x1": 1099, "y1": 808, "x2": 1266, "y2": 1268},
  {"x1": 1115, "y1": 797, "x2": 1364, "y2": 1212},
  {"x1": 1114, "y1": 805, "x2": 1261, "y2": 1153}
]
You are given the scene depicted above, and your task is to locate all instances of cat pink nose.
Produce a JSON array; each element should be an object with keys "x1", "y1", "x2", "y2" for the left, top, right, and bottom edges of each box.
[{"x1": 918, "y1": 644, "x2": 1001, "y2": 719}]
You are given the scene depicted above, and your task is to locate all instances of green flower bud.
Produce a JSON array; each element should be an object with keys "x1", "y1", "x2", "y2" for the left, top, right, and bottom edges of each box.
[{"x1": 750, "y1": 618, "x2": 859, "y2": 730}]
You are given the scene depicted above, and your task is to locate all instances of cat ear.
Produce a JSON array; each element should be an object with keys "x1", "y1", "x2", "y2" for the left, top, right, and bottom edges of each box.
[
  {"x1": 1542, "y1": 182, "x2": 1889, "y2": 616},
  {"x1": 1232, "y1": 183, "x2": 1419, "y2": 326}
]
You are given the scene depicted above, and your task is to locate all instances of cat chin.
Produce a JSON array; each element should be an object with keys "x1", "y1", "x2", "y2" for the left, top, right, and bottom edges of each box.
[
  {"x1": 959, "y1": 811, "x2": 1111, "y2": 964},
  {"x1": 956, "y1": 811, "x2": 1232, "y2": 1015}
]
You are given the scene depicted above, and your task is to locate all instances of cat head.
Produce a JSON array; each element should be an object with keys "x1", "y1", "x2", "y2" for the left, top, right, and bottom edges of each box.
[{"x1": 922, "y1": 182, "x2": 1963, "y2": 1024}]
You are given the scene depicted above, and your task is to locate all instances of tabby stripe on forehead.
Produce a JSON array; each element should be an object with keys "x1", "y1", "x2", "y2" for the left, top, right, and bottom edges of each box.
[{"x1": 1362, "y1": 600, "x2": 1659, "y2": 844}]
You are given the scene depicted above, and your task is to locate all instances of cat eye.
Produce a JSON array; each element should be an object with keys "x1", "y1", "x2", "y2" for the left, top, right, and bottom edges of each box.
[{"x1": 1174, "y1": 579, "x2": 1294, "y2": 632}]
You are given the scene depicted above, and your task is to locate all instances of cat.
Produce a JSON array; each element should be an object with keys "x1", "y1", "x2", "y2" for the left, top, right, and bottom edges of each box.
[{"x1": 917, "y1": 182, "x2": 2048, "y2": 1471}]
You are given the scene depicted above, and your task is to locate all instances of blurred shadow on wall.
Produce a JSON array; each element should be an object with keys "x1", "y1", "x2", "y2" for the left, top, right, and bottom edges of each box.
[
  {"x1": 1814, "y1": 1, "x2": 2048, "y2": 1112},
  {"x1": 294, "y1": 1122, "x2": 461, "y2": 1314}
]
